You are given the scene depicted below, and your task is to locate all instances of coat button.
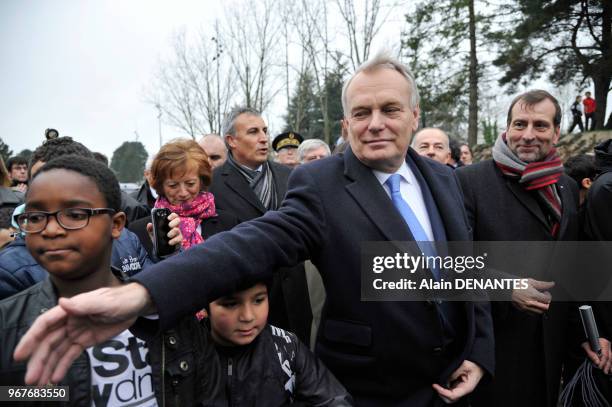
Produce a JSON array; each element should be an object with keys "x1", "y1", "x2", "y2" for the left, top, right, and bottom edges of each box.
[
  {"x1": 168, "y1": 336, "x2": 177, "y2": 346},
  {"x1": 432, "y1": 347, "x2": 443, "y2": 355},
  {"x1": 179, "y1": 360, "x2": 189, "y2": 371}
]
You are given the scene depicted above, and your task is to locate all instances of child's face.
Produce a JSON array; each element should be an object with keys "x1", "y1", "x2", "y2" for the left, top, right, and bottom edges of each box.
[
  {"x1": 24, "y1": 169, "x2": 123, "y2": 279},
  {"x1": 209, "y1": 283, "x2": 269, "y2": 346}
]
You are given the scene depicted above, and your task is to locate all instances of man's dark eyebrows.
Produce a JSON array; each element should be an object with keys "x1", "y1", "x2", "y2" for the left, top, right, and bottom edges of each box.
[{"x1": 351, "y1": 105, "x2": 369, "y2": 113}]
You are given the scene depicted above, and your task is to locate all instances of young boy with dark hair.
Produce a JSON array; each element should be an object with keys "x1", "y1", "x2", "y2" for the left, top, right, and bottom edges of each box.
[
  {"x1": 0, "y1": 156, "x2": 219, "y2": 406},
  {"x1": 206, "y1": 280, "x2": 353, "y2": 406}
]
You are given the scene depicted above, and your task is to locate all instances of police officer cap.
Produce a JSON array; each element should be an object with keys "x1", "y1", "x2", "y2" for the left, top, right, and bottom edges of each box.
[{"x1": 272, "y1": 131, "x2": 303, "y2": 152}]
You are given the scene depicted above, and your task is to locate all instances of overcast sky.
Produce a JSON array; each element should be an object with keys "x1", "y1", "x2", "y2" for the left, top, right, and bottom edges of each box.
[
  {"x1": 0, "y1": 0, "x2": 225, "y2": 159},
  {"x1": 1, "y1": 0, "x2": 609, "y2": 162},
  {"x1": 1, "y1": 0, "x2": 398, "y2": 160}
]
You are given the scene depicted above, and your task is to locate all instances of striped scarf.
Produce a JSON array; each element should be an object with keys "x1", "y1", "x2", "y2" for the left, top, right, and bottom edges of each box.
[
  {"x1": 492, "y1": 133, "x2": 564, "y2": 238},
  {"x1": 227, "y1": 153, "x2": 278, "y2": 210}
]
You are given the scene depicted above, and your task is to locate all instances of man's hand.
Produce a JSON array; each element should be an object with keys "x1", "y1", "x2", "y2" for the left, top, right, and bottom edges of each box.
[
  {"x1": 511, "y1": 278, "x2": 555, "y2": 314},
  {"x1": 12, "y1": 184, "x2": 27, "y2": 193},
  {"x1": 432, "y1": 360, "x2": 484, "y2": 403},
  {"x1": 13, "y1": 283, "x2": 154, "y2": 386},
  {"x1": 582, "y1": 338, "x2": 612, "y2": 374},
  {"x1": 146, "y1": 212, "x2": 183, "y2": 247}
]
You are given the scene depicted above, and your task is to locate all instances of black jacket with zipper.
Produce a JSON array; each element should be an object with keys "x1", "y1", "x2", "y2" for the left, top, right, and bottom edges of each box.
[
  {"x1": 207, "y1": 324, "x2": 353, "y2": 407},
  {"x1": 0, "y1": 268, "x2": 221, "y2": 406}
]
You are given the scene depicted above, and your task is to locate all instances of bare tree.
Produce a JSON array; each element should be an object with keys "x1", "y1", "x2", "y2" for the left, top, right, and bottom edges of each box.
[
  {"x1": 149, "y1": 27, "x2": 234, "y2": 138},
  {"x1": 223, "y1": 0, "x2": 282, "y2": 112},
  {"x1": 335, "y1": 0, "x2": 398, "y2": 71},
  {"x1": 288, "y1": 0, "x2": 336, "y2": 143}
]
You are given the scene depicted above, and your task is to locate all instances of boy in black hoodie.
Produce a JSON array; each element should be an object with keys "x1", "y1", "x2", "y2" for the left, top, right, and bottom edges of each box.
[{"x1": 206, "y1": 280, "x2": 353, "y2": 406}]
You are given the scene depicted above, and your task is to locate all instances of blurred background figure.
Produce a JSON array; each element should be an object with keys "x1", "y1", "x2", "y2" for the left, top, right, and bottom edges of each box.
[
  {"x1": 568, "y1": 95, "x2": 584, "y2": 133},
  {"x1": 460, "y1": 143, "x2": 473, "y2": 165},
  {"x1": 0, "y1": 157, "x2": 24, "y2": 212},
  {"x1": 6, "y1": 156, "x2": 28, "y2": 193},
  {"x1": 131, "y1": 155, "x2": 158, "y2": 210},
  {"x1": 564, "y1": 154, "x2": 596, "y2": 206},
  {"x1": 0, "y1": 207, "x2": 16, "y2": 250},
  {"x1": 583, "y1": 91, "x2": 596, "y2": 131},
  {"x1": 198, "y1": 134, "x2": 228, "y2": 170},
  {"x1": 298, "y1": 139, "x2": 331, "y2": 164},
  {"x1": 448, "y1": 138, "x2": 464, "y2": 169},
  {"x1": 412, "y1": 127, "x2": 451, "y2": 165},
  {"x1": 273, "y1": 131, "x2": 303, "y2": 168}
]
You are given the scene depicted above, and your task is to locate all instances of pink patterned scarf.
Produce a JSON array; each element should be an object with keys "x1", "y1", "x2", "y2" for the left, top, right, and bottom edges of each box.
[{"x1": 155, "y1": 192, "x2": 217, "y2": 250}]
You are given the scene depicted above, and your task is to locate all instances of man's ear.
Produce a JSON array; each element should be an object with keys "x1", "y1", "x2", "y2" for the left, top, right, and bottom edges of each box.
[
  {"x1": 412, "y1": 105, "x2": 421, "y2": 132},
  {"x1": 111, "y1": 212, "x2": 126, "y2": 240},
  {"x1": 341, "y1": 118, "x2": 349, "y2": 140},
  {"x1": 582, "y1": 178, "x2": 592, "y2": 190},
  {"x1": 553, "y1": 126, "x2": 561, "y2": 144},
  {"x1": 225, "y1": 134, "x2": 236, "y2": 150}
]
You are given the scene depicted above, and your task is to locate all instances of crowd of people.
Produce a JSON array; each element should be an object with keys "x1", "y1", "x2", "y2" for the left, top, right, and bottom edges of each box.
[{"x1": 0, "y1": 50, "x2": 611, "y2": 407}]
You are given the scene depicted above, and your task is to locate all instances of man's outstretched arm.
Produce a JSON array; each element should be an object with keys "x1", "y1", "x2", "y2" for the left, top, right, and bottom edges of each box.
[
  {"x1": 14, "y1": 165, "x2": 326, "y2": 384},
  {"x1": 14, "y1": 282, "x2": 154, "y2": 385}
]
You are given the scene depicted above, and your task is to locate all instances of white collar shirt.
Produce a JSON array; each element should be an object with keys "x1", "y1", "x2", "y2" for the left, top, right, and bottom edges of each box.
[{"x1": 372, "y1": 161, "x2": 435, "y2": 242}]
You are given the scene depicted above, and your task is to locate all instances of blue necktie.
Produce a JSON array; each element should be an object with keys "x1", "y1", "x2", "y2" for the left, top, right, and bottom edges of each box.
[{"x1": 385, "y1": 174, "x2": 440, "y2": 280}]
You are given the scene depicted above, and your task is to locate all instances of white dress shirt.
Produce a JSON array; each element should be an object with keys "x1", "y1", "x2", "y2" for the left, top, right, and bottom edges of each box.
[{"x1": 372, "y1": 162, "x2": 435, "y2": 241}]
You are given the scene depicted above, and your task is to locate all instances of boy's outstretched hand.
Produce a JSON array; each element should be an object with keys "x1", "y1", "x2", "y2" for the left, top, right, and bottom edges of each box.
[{"x1": 13, "y1": 282, "x2": 154, "y2": 385}]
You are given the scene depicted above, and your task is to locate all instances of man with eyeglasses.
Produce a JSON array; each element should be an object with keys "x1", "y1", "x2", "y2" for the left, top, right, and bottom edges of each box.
[{"x1": 0, "y1": 139, "x2": 183, "y2": 300}]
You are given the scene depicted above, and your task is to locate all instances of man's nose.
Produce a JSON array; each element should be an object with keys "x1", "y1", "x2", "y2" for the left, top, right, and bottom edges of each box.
[
  {"x1": 522, "y1": 125, "x2": 536, "y2": 141},
  {"x1": 368, "y1": 111, "x2": 385, "y2": 132}
]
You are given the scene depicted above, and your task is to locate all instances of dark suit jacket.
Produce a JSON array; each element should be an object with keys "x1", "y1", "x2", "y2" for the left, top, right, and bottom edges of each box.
[
  {"x1": 456, "y1": 160, "x2": 580, "y2": 407},
  {"x1": 135, "y1": 148, "x2": 494, "y2": 406},
  {"x1": 209, "y1": 160, "x2": 313, "y2": 345}
]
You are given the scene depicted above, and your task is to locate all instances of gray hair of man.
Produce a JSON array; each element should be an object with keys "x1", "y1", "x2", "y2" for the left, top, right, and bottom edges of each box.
[
  {"x1": 221, "y1": 106, "x2": 262, "y2": 137},
  {"x1": 341, "y1": 50, "x2": 420, "y2": 116},
  {"x1": 297, "y1": 139, "x2": 331, "y2": 162}
]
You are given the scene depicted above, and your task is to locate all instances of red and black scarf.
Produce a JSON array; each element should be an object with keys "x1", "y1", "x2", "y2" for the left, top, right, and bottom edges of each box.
[{"x1": 492, "y1": 133, "x2": 564, "y2": 237}]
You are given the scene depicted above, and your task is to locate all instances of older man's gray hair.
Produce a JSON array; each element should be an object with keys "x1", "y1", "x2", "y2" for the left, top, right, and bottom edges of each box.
[
  {"x1": 221, "y1": 106, "x2": 262, "y2": 137},
  {"x1": 341, "y1": 50, "x2": 420, "y2": 115},
  {"x1": 298, "y1": 139, "x2": 331, "y2": 163}
]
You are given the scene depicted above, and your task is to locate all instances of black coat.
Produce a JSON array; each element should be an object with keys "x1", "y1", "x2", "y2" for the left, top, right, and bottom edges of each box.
[
  {"x1": 130, "y1": 180, "x2": 156, "y2": 211},
  {"x1": 134, "y1": 148, "x2": 494, "y2": 406},
  {"x1": 210, "y1": 325, "x2": 352, "y2": 406},
  {"x1": 120, "y1": 191, "x2": 150, "y2": 227},
  {"x1": 456, "y1": 160, "x2": 580, "y2": 407},
  {"x1": 209, "y1": 160, "x2": 313, "y2": 345}
]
